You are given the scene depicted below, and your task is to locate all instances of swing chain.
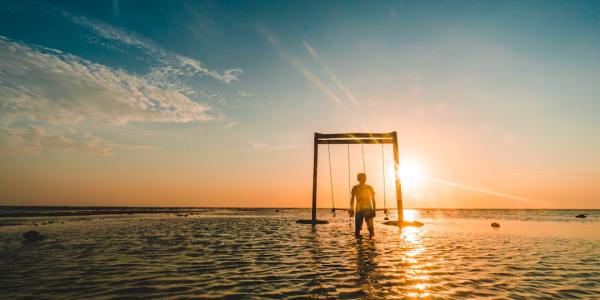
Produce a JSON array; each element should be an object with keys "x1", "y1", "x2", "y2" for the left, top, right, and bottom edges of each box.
[
  {"x1": 381, "y1": 144, "x2": 390, "y2": 220},
  {"x1": 327, "y1": 144, "x2": 336, "y2": 218},
  {"x1": 347, "y1": 144, "x2": 352, "y2": 222}
]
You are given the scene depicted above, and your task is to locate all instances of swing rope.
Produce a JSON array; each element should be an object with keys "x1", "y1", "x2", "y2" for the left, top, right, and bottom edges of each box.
[
  {"x1": 360, "y1": 144, "x2": 366, "y2": 173},
  {"x1": 381, "y1": 144, "x2": 389, "y2": 220},
  {"x1": 381, "y1": 144, "x2": 386, "y2": 210},
  {"x1": 327, "y1": 144, "x2": 336, "y2": 217},
  {"x1": 347, "y1": 144, "x2": 351, "y2": 203},
  {"x1": 347, "y1": 144, "x2": 352, "y2": 223}
]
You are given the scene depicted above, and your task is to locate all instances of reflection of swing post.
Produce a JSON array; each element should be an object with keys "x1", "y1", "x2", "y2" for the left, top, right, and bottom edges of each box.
[{"x1": 311, "y1": 132, "x2": 404, "y2": 226}]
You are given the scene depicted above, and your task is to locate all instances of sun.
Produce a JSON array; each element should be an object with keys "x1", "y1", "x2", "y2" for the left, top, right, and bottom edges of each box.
[{"x1": 398, "y1": 158, "x2": 426, "y2": 189}]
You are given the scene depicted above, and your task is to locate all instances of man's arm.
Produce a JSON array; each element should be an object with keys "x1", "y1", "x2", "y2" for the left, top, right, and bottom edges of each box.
[{"x1": 371, "y1": 187, "x2": 376, "y2": 212}]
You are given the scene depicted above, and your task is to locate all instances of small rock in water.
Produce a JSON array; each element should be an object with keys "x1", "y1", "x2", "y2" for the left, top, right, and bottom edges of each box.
[
  {"x1": 22, "y1": 230, "x2": 46, "y2": 243},
  {"x1": 491, "y1": 222, "x2": 500, "y2": 228},
  {"x1": 575, "y1": 214, "x2": 587, "y2": 218}
]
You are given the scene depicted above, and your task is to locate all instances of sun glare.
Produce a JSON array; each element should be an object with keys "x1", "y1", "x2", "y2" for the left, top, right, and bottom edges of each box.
[
  {"x1": 398, "y1": 159, "x2": 427, "y2": 189},
  {"x1": 403, "y1": 209, "x2": 418, "y2": 222}
]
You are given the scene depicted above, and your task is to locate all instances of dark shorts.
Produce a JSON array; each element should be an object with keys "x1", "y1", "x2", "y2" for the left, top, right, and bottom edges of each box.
[{"x1": 355, "y1": 210, "x2": 374, "y2": 234}]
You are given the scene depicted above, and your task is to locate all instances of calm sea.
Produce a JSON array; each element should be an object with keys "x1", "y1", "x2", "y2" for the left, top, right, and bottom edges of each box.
[{"x1": 1, "y1": 208, "x2": 599, "y2": 299}]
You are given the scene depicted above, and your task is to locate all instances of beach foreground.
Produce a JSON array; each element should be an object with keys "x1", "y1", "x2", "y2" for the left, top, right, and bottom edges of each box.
[{"x1": 1, "y1": 208, "x2": 599, "y2": 299}]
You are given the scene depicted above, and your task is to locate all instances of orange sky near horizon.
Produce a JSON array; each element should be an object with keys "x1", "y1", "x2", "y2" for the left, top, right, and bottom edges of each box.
[{"x1": 2, "y1": 130, "x2": 599, "y2": 209}]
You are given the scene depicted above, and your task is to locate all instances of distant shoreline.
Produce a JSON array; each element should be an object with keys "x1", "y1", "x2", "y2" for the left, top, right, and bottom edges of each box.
[{"x1": 0, "y1": 206, "x2": 596, "y2": 218}]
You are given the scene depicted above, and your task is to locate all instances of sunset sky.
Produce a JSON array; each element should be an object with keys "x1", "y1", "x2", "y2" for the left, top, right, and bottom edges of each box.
[{"x1": 1, "y1": 0, "x2": 599, "y2": 208}]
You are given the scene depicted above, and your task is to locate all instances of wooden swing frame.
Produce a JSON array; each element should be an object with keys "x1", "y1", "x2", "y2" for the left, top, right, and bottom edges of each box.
[{"x1": 311, "y1": 132, "x2": 404, "y2": 226}]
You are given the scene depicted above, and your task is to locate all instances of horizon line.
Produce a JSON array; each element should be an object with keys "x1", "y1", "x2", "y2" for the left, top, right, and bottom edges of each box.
[{"x1": 0, "y1": 205, "x2": 597, "y2": 210}]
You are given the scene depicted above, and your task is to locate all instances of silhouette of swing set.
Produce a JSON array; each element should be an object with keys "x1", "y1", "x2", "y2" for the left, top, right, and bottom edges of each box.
[{"x1": 297, "y1": 132, "x2": 423, "y2": 228}]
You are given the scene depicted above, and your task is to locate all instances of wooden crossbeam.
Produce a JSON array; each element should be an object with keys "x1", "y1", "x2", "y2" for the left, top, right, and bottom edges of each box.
[
  {"x1": 317, "y1": 138, "x2": 394, "y2": 144},
  {"x1": 316, "y1": 132, "x2": 394, "y2": 139}
]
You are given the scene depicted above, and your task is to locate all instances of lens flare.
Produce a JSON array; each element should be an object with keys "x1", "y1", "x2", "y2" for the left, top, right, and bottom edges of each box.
[{"x1": 398, "y1": 159, "x2": 426, "y2": 189}]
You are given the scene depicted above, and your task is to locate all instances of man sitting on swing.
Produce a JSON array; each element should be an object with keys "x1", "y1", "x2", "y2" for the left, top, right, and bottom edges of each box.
[{"x1": 349, "y1": 173, "x2": 376, "y2": 237}]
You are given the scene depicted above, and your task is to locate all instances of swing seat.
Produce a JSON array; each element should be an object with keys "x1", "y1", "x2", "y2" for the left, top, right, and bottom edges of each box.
[
  {"x1": 382, "y1": 220, "x2": 424, "y2": 227},
  {"x1": 296, "y1": 219, "x2": 329, "y2": 225}
]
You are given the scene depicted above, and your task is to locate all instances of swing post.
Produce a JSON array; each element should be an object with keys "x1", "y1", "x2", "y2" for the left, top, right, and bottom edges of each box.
[
  {"x1": 392, "y1": 131, "x2": 404, "y2": 225},
  {"x1": 311, "y1": 133, "x2": 319, "y2": 226},
  {"x1": 310, "y1": 131, "x2": 404, "y2": 226}
]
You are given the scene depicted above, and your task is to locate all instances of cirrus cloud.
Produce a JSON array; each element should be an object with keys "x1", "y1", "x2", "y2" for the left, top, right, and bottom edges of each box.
[
  {"x1": 0, "y1": 35, "x2": 215, "y2": 155},
  {"x1": 0, "y1": 35, "x2": 214, "y2": 125},
  {"x1": 1, "y1": 2, "x2": 245, "y2": 156},
  {"x1": 63, "y1": 11, "x2": 243, "y2": 85}
]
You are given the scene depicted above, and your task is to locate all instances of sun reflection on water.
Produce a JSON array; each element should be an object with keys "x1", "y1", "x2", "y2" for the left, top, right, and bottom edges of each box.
[
  {"x1": 403, "y1": 209, "x2": 418, "y2": 222},
  {"x1": 401, "y1": 226, "x2": 420, "y2": 243},
  {"x1": 397, "y1": 212, "x2": 432, "y2": 299}
]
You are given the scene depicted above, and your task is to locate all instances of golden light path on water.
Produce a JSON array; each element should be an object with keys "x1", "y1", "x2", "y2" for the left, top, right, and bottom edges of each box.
[{"x1": 400, "y1": 221, "x2": 429, "y2": 298}]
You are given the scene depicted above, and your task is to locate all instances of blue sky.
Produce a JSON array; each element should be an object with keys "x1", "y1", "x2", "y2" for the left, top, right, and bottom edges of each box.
[{"x1": 1, "y1": 0, "x2": 599, "y2": 207}]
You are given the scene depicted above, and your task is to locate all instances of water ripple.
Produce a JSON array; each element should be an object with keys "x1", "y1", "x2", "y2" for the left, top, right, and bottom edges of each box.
[{"x1": 1, "y1": 210, "x2": 599, "y2": 299}]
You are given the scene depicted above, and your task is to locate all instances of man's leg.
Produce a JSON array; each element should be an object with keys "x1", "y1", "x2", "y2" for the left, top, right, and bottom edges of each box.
[
  {"x1": 355, "y1": 212, "x2": 364, "y2": 236},
  {"x1": 366, "y1": 216, "x2": 374, "y2": 237}
]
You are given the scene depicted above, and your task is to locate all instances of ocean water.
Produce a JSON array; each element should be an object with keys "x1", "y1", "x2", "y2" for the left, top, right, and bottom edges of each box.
[{"x1": 1, "y1": 208, "x2": 599, "y2": 299}]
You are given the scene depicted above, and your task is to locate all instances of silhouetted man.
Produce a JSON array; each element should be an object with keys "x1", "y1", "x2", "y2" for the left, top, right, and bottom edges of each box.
[{"x1": 349, "y1": 173, "x2": 376, "y2": 237}]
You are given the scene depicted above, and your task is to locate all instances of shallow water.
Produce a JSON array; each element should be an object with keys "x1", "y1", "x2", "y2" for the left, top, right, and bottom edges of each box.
[{"x1": 1, "y1": 209, "x2": 599, "y2": 299}]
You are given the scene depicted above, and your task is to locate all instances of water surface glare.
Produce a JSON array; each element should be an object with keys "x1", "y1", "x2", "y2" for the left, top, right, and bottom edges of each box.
[{"x1": 1, "y1": 209, "x2": 599, "y2": 299}]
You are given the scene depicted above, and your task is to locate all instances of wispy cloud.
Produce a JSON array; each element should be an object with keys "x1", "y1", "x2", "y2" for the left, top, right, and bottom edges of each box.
[
  {"x1": 0, "y1": 36, "x2": 214, "y2": 124},
  {"x1": 0, "y1": 125, "x2": 153, "y2": 156},
  {"x1": 302, "y1": 40, "x2": 318, "y2": 58},
  {"x1": 302, "y1": 40, "x2": 359, "y2": 105},
  {"x1": 0, "y1": 3, "x2": 246, "y2": 156},
  {"x1": 429, "y1": 177, "x2": 556, "y2": 207},
  {"x1": 514, "y1": 171, "x2": 600, "y2": 176},
  {"x1": 238, "y1": 141, "x2": 300, "y2": 152},
  {"x1": 0, "y1": 35, "x2": 212, "y2": 155},
  {"x1": 257, "y1": 26, "x2": 341, "y2": 104},
  {"x1": 237, "y1": 90, "x2": 253, "y2": 97},
  {"x1": 63, "y1": 10, "x2": 243, "y2": 85}
]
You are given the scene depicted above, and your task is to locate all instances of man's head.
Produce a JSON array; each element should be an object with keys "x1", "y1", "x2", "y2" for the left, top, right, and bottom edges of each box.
[{"x1": 357, "y1": 173, "x2": 367, "y2": 184}]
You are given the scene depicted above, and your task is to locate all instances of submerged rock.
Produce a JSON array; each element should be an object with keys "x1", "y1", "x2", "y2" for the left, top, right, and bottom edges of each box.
[
  {"x1": 575, "y1": 214, "x2": 587, "y2": 219},
  {"x1": 22, "y1": 230, "x2": 46, "y2": 243},
  {"x1": 491, "y1": 222, "x2": 500, "y2": 228}
]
